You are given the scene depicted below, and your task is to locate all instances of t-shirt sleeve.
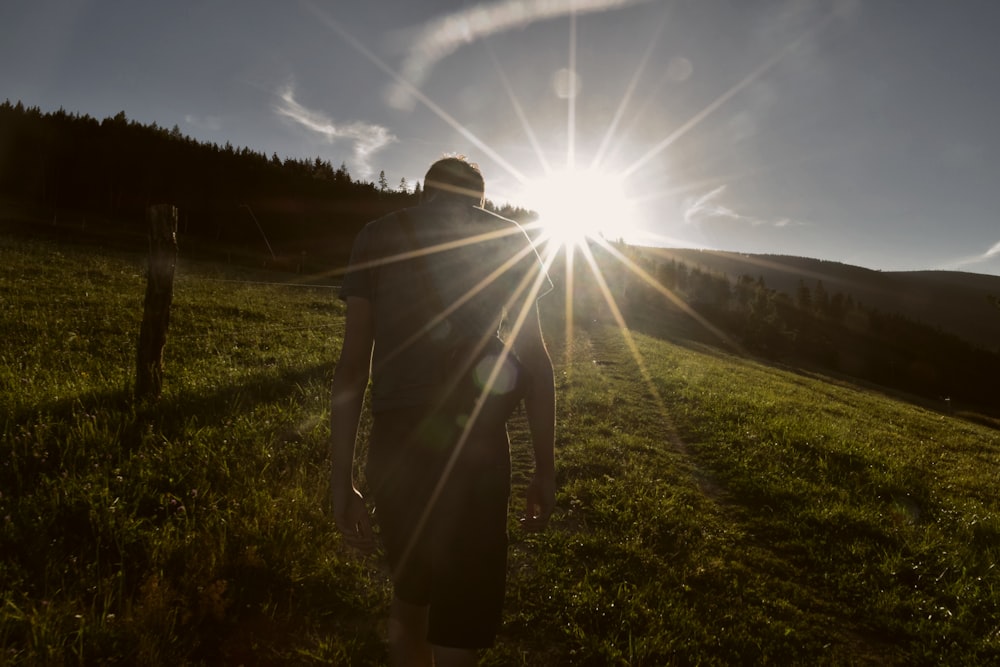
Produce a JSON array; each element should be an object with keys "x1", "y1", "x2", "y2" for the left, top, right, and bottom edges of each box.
[{"x1": 339, "y1": 223, "x2": 376, "y2": 302}]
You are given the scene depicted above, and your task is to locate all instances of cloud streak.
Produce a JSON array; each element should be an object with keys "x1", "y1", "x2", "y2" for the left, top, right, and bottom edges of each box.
[
  {"x1": 275, "y1": 86, "x2": 396, "y2": 177},
  {"x1": 936, "y1": 239, "x2": 1000, "y2": 272},
  {"x1": 683, "y1": 185, "x2": 807, "y2": 228},
  {"x1": 386, "y1": 0, "x2": 650, "y2": 110}
]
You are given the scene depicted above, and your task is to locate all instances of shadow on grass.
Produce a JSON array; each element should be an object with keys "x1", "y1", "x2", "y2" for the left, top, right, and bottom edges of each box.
[
  {"x1": 141, "y1": 361, "x2": 334, "y2": 434},
  {"x1": 2, "y1": 358, "x2": 392, "y2": 664},
  {"x1": 7, "y1": 360, "x2": 335, "y2": 448}
]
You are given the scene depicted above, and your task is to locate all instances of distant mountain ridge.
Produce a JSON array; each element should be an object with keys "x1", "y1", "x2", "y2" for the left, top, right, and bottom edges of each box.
[{"x1": 643, "y1": 248, "x2": 1000, "y2": 353}]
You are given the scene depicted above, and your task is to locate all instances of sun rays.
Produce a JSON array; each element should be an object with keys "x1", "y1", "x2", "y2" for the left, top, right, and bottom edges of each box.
[
  {"x1": 309, "y1": 0, "x2": 849, "y2": 569},
  {"x1": 304, "y1": 0, "x2": 785, "y2": 425}
]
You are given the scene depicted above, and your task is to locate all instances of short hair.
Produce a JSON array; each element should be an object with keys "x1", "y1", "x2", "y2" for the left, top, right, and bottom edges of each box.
[{"x1": 423, "y1": 155, "x2": 485, "y2": 205}]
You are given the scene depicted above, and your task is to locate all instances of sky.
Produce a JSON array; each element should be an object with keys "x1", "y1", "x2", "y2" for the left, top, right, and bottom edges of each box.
[{"x1": 3, "y1": 0, "x2": 1000, "y2": 276}]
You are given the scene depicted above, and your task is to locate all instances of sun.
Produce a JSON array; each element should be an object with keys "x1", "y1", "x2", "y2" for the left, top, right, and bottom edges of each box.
[{"x1": 519, "y1": 167, "x2": 639, "y2": 248}]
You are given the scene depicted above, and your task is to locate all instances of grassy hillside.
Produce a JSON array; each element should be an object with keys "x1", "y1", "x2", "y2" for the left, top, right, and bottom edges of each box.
[{"x1": 2, "y1": 234, "x2": 999, "y2": 664}]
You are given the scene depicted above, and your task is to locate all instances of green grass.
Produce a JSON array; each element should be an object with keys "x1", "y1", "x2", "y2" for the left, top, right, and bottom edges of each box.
[{"x1": 2, "y1": 233, "x2": 999, "y2": 664}]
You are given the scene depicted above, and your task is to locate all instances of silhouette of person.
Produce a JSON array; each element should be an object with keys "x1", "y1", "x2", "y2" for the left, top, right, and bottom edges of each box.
[{"x1": 329, "y1": 155, "x2": 556, "y2": 665}]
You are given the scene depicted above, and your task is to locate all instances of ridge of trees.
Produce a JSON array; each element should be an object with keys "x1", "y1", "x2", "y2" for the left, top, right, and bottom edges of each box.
[
  {"x1": 0, "y1": 100, "x2": 533, "y2": 266},
  {"x1": 574, "y1": 243, "x2": 1000, "y2": 420}
]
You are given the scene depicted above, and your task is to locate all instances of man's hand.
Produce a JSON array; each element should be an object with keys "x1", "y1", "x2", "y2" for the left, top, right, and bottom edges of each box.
[
  {"x1": 328, "y1": 296, "x2": 376, "y2": 555},
  {"x1": 333, "y1": 486, "x2": 377, "y2": 554},
  {"x1": 521, "y1": 469, "x2": 556, "y2": 532}
]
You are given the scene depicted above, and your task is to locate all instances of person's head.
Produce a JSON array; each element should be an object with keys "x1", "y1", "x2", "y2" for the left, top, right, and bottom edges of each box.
[{"x1": 422, "y1": 155, "x2": 485, "y2": 206}]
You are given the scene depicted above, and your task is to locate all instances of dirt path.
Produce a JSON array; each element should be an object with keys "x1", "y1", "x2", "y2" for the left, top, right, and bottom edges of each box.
[
  {"x1": 581, "y1": 323, "x2": 897, "y2": 665},
  {"x1": 583, "y1": 323, "x2": 729, "y2": 503}
]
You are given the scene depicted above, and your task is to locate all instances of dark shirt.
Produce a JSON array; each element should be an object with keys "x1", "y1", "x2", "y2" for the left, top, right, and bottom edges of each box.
[{"x1": 340, "y1": 199, "x2": 551, "y2": 412}]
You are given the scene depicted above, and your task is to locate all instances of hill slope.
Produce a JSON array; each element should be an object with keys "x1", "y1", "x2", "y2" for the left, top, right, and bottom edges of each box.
[
  {"x1": 3, "y1": 234, "x2": 1000, "y2": 663},
  {"x1": 644, "y1": 248, "x2": 1000, "y2": 352}
]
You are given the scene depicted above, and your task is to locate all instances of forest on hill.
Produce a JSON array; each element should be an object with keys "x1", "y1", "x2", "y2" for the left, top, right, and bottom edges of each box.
[
  {"x1": 645, "y1": 248, "x2": 1000, "y2": 354},
  {"x1": 584, "y1": 243, "x2": 1000, "y2": 420},
  {"x1": 0, "y1": 100, "x2": 532, "y2": 268},
  {"x1": 2, "y1": 100, "x2": 998, "y2": 419}
]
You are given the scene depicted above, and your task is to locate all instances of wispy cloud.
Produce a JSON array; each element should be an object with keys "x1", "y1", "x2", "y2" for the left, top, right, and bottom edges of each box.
[
  {"x1": 683, "y1": 185, "x2": 808, "y2": 228},
  {"x1": 275, "y1": 86, "x2": 396, "y2": 177},
  {"x1": 935, "y1": 239, "x2": 1000, "y2": 272},
  {"x1": 386, "y1": 0, "x2": 651, "y2": 110},
  {"x1": 683, "y1": 185, "x2": 731, "y2": 224}
]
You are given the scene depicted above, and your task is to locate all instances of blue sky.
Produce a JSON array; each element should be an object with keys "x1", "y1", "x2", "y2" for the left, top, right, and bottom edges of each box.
[{"x1": 3, "y1": 0, "x2": 999, "y2": 276}]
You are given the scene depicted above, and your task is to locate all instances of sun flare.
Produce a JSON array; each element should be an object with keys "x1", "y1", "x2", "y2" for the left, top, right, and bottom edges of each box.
[{"x1": 519, "y1": 167, "x2": 639, "y2": 248}]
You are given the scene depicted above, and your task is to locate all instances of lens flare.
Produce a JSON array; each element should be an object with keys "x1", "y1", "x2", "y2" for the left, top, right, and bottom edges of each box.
[{"x1": 520, "y1": 167, "x2": 639, "y2": 249}]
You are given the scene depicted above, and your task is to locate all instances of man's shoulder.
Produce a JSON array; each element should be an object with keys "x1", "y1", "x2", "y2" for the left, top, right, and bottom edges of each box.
[
  {"x1": 471, "y1": 205, "x2": 523, "y2": 229},
  {"x1": 362, "y1": 204, "x2": 532, "y2": 252},
  {"x1": 352, "y1": 209, "x2": 410, "y2": 252},
  {"x1": 410, "y1": 201, "x2": 520, "y2": 227},
  {"x1": 467, "y1": 207, "x2": 536, "y2": 251},
  {"x1": 361, "y1": 208, "x2": 407, "y2": 234}
]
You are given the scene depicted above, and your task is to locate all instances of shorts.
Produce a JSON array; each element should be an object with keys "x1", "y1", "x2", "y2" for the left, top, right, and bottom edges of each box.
[{"x1": 367, "y1": 406, "x2": 512, "y2": 649}]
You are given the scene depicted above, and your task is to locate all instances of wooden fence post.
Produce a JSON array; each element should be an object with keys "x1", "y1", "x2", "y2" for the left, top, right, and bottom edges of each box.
[{"x1": 136, "y1": 205, "x2": 178, "y2": 402}]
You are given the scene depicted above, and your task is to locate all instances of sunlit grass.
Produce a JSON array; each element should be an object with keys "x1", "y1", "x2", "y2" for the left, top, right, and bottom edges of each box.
[
  {"x1": 3, "y1": 234, "x2": 1000, "y2": 664},
  {"x1": 1, "y1": 235, "x2": 385, "y2": 663},
  {"x1": 500, "y1": 324, "x2": 1000, "y2": 665}
]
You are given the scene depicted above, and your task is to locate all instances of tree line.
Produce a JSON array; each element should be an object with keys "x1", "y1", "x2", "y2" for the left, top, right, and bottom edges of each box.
[
  {"x1": 0, "y1": 100, "x2": 532, "y2": 268},
  {"x1": 580, "y1": 243, "x2": 1000, "y2": 418}
]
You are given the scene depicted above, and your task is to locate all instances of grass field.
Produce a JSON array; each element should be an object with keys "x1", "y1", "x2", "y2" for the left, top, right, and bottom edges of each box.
[{"x1": 2, "y1": 232, "x2": 999, "y2": 665}]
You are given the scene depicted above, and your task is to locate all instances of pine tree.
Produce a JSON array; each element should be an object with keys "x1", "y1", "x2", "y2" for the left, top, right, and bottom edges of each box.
[
  {"x1": 796, "y1": 280, "x2": 812, "y2": 311},
  {"x1": 335, "y1": 162, "x2": 352, "y2": 185},
  {"x1": 814, "y1": 280, "x2": 830, "y2": 316}
]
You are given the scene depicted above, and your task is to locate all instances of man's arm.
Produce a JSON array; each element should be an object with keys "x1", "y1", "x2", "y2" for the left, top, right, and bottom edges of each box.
[
  {"x1": 512, "y1": 301, "x2": 556, "y2": 531},
  {"x1": 329, "y1": 296, "x2": 376, "y2": 553}
]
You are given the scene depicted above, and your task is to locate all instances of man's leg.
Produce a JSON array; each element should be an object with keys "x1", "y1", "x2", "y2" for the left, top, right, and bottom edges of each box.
[
  {"x1": 388, "y1": 597, "x2": 432, "y2": 667},
  {"x1": 370, "y1": 410, "x2": 437, "y2": 666},
  {"x1": 431, "y1": 644, "x2": 477, "y2": 667},
  {"x1": 426, "y1": 425, "x2": 511, "y2": 654}
]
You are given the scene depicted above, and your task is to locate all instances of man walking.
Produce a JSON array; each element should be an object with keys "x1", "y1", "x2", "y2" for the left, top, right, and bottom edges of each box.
[{"x1": 329, "y1": 155, "x2": 555, "y2": 665}]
